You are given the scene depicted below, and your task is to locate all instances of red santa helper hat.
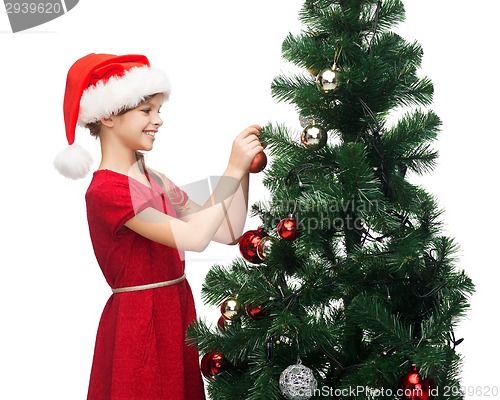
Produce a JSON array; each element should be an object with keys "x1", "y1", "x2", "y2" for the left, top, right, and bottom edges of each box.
[{"x1": 54, "y1": 53, "x2": 171, "y2": 179}]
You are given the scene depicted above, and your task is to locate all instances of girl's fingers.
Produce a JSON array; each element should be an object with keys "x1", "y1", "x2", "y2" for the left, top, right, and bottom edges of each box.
[
  {"x1": 240, "y1": 133, "x2": 261, "y2": 145},
  {"x1": 238, "y1": 125, "x2": 262, "y2": 139}
]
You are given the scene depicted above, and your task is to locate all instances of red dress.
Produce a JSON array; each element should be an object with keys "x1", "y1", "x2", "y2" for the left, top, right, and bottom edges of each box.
[{"x1": 85, "y1": 169, "x2": 206, "y2": 400}]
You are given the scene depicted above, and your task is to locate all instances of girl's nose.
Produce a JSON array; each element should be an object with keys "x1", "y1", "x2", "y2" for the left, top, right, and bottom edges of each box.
[{"x1": 153, "y1": 114, "x2": 163, "y2": 127}]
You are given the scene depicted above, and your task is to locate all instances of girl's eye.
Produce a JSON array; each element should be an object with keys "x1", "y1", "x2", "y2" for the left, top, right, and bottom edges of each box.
[{"x1": 142, "y1": 109, "x2": 151, "y2": 114}]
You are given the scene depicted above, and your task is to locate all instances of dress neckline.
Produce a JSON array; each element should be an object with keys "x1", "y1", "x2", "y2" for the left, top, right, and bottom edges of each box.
[{"x1": 94, "y1": 169, "x2": 155, "y2": 191}]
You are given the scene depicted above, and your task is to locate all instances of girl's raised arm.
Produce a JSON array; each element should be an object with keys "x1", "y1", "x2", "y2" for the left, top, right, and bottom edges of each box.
[{"x1": 125, "y1": 126, "x2": 262, "y2": 251}]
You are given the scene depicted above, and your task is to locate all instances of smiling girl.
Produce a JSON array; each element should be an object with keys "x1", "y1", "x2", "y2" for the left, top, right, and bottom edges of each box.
[{"x1": 55, "y1": 53, "x2": 262, "y2": 400}]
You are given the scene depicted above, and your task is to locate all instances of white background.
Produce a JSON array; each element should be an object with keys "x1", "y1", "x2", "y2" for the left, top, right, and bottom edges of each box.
[{"x1": 1, "y1": 1, "x2": 498, "y2": 398}]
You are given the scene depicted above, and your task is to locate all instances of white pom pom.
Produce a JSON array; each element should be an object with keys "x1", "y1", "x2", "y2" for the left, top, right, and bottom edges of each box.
[{"x1": 54, "y1": 144, "x2": 93, "y2": 180}]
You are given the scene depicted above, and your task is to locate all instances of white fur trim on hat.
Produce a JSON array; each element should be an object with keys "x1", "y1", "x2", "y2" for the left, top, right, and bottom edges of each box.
[
  {"x1": 78, "y1": 66, "x2": 170, "y2": 126},
  {"x1": 54, "y1": 144, "x2": 94, "y2": 180}
]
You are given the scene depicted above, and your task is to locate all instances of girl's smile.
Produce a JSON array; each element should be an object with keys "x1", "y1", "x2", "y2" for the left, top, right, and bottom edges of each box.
[{"x1": 143, "y1": 130, "x2": 157, "y2": 140}]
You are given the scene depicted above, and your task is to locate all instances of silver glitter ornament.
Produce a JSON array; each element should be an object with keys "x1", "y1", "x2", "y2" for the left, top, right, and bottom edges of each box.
[
  {"x1": 316, "y1": 64, "x2": 340, "y2": 94},
  {"x1": 279, "y1": 363, "x2": 317, "y2": 400},
  {"x1": 301, "y1": 124, "x2": 327, "y2": 150}
]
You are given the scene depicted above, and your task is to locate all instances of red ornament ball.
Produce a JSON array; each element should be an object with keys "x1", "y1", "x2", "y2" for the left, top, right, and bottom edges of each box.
[
  {"x1": 277, "y1": 215, "x2": 299, "y2": 241},
  {"x1": 399, "y1": 365, "x2": 436, "y2": 400},
  {"x1": 217, "y1": 316, "x2": 226, "y2": 331},
  {"x1": 239, "y1": 227, "x2": 267, "y2": 264},
  {"x1": 246, "y1": 304, "x2": 266, "y2": 319},
  {"x1": 200, "y1": 351, "x2": 228, "y2": 378},
  {"x1": 249, "y1": 151, "x2": 267, "y2": 173}
]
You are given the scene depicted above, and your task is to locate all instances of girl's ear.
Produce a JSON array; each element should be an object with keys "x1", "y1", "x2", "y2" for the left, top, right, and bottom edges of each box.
[{"x1": 100, "y1": 116, "x2": 114, "y2": 128}]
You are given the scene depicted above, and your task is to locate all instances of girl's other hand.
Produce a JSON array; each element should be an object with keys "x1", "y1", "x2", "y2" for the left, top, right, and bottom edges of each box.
[{"x1": 226, "y1": 125, "x2": 263, "y2": 179}]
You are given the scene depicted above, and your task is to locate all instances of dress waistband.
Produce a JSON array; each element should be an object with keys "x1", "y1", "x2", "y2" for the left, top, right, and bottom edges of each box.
[{"x1": 111, "y1": 273, "x2": 186, "y2": 294}]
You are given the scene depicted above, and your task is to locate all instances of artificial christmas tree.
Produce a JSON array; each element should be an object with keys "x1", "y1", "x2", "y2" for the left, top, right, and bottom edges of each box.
[{"x1": 188, "y1": 1, "x2": 474, "y2": 399}]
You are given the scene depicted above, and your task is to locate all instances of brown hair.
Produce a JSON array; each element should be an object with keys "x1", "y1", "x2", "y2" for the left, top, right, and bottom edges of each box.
[{"x1": 86, "y1": 93, "x2": 156, "y2": 138}]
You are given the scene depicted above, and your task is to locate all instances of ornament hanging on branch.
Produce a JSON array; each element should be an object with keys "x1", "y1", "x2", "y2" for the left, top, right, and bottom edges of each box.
[
  {"x1": 246, "y1": 304, "x2": 266, "y2": 319},
  {"x1": 238, "y1": 227, "x2": 268, "y2": 264},
  {"x1": 279, "y1": 361, "x2": 318, "y2": 400},
  {"x1": 249, "y1": 150, "x2": 267, "y2": 173},
  {"x1": 398, "y1": 365, "x2": 436, "y2": 400},
  {"x1": 217, "y1": 315, "x2": 238, "y2": 331},
  {"x1": 256, "y1": 236, "x2": 274, "y2": 261},
  {"x1": 217, "y1": 316, "x2": 227, "y2": 331},
  {"x1": 316, "y1": 48, "x2": 342, "y2": 95},
  {"x1": 316, "y1": 63, "x2": 340, "y2": 94},
  {"x1": 301, "y1": 123, "x2": 327, "y2": 150},
  {"x1": 277, "y1": 214, "x2": 300, "y2": 241},
  {"x1": 220, "y1": 297, "x2": 243, "y2": 321},
  {"x1": 200, "y1": 351, "x2": 229, "y2": 378}
]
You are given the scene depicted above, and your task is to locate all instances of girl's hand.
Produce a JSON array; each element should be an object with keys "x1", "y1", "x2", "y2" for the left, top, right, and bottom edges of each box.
[{"x1": 226, "y1": 125, "x2": 263, "y2": 179}]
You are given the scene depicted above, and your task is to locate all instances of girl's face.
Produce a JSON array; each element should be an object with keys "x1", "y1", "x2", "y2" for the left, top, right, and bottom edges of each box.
[{"x1": 110, "y1": 93, "x2": 164, "y2": 152}]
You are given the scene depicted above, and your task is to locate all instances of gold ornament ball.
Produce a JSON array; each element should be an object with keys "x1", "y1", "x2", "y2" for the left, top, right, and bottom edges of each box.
[
  {"x1": 301, "y1": 124, "x2": 327, "y2": 150},
  {"x1": 257, "y1": 236, "x2": 274, "y2": 261},
  {"x1": 220, "y1": 298, "x2": 243, "y2": 320},
  {"x1": 316, "y1": 66, "x2": 339, "y2": 94}
]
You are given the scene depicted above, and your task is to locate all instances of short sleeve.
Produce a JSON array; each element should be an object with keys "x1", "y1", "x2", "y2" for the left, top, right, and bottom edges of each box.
[
  {"x1": 86, "y1": 176, "x2": 156, "y2": 235},
  {"x1": 163, "y1": 176, "x2": 189, "y2": 208}
]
